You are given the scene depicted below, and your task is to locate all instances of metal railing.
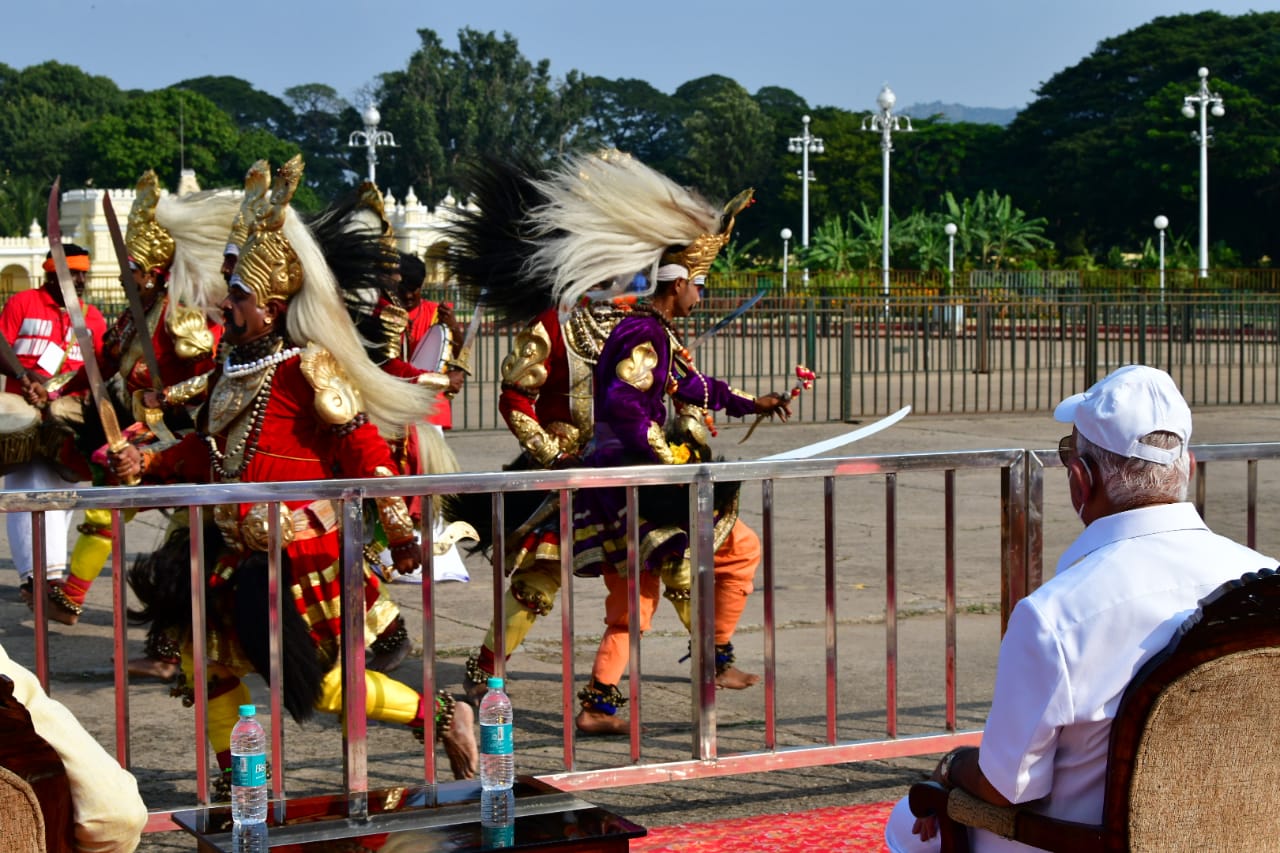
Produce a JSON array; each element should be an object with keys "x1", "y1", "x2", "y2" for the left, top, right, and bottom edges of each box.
[{"x1": 3, "y1": 439, "x2": 1277, "y2": 830}]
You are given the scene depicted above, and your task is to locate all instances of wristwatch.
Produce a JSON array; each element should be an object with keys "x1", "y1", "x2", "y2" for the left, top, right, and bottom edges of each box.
[{"x1": 937, "y1": 748, "x2": 963, "y2": 788}]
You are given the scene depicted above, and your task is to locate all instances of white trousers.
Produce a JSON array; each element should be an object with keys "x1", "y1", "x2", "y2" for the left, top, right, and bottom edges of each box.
[
  {"x1": 5, "y1": 460, "x2": 73, "y2": 580},
  {"x1": 885, "y1": 797, "x2": 942, "y2": 853}
]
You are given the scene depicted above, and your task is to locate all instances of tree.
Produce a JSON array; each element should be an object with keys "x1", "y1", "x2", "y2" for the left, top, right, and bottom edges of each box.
[
  {"x1": 579, "y1": 77, "x2": 684, "y2": 170},
  {"x1": 283, "y1": 83, "x2": 358, "y2": 199},
  {"x1": 377, "y1": 28, "x2": 591, "y2": 204},
  {"x1": 176, "y1": 76, "x2": 291, "y2": 135},
  {"x1": 1000, "y1": 11, "x2": 1280, "y2": 264},
  {"x1": 79, "y1": 89, "x2": 246, "y2": 188},
  {"x1": 0, "y1": 61, "x2": 126, "y2": 185},
  {"x1": 675, "y1": 76, "x2": 775, "y2": 215}
]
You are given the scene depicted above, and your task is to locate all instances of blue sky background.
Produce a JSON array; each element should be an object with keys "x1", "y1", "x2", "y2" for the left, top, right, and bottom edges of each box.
[{"x1": 10, "y1": 1, "x2": 1265, "y2": 111}]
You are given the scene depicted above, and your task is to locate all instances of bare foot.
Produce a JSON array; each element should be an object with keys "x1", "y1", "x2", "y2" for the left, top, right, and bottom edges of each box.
[
  {"x1": 127, "y1": 656, "x2": 178, "y2": 682},
  {"x1": 575, "y1": 708, "x2": 628, "y2": 736},
  {"x1": 715, "y1": 666, "x2": 761, "y2": 690},
  {"x1": 441, "y1": 700, "x2": 478, "y2": 780}
]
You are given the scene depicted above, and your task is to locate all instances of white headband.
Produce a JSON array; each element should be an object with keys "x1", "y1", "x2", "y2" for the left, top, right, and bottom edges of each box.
[
  {"x1": 224, "y1": 243, "x2": 241, "y2": 257},
  {"x1": 656, "y1": 264, "x2": 689, "y2": 282}
]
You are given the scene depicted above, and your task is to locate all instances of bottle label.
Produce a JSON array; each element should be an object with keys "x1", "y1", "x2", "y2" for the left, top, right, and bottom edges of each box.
[
  {"x1": 480, "y1": 722, "x2": 513, "y2": 755},
  {"x1": 232, "y1": 752, "x2": 267, "y2": 787}
]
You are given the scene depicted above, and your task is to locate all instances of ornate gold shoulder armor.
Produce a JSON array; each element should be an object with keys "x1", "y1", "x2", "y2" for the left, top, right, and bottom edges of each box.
[
  {"x1": 616, "y1": 341, "x2": 658, "y2": 391},
  {"x1": 501, "y1": 322, "x2": 552, "y2": 392},
  {"x1": 299, "y1": 343, "x2": 364, "y2": 425},
  {"x1": 166, "y1": 304, "x2": 215, "y2": 360}
]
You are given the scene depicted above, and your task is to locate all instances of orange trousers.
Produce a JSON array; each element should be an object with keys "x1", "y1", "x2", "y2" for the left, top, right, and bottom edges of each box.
[{"x1": 591, "y1": 519, "x2": 760, "y2": 687}]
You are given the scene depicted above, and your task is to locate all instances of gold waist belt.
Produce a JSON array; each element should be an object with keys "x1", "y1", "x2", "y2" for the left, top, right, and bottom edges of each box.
[{"x1": 213, "y1": 500, "x2": 339, "y2": 553}]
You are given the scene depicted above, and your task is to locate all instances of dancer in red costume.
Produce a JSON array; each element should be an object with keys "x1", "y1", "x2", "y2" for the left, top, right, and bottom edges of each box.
[{"x1": 111, "y1": 156, "x2": 478, "y2": 789}]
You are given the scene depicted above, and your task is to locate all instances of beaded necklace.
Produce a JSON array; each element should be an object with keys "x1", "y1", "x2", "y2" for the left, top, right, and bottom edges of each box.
[
  {"x1": 205, "y1": 334, "x2": 300, "y2": 479},
  {"x1": 632, "y1": 305, "x2": 709, "y2": 411}
]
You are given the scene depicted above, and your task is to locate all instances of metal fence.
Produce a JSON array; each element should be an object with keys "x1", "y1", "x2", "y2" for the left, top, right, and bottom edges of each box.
[
  {"x1": 4, "y1": 439, "x2": 1277, "y2": 831},
  {"x1": 431, "y1": 291, "x2": 1280, "y2": 429},
  {"x1": 53, "y1": 277, "x2": 1280, "y2": 428}
]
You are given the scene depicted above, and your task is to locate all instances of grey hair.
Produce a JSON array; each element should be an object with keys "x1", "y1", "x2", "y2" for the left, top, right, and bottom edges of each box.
[{"x1": 1076, "y1": 430, "x2": 1190, "y2": 509}]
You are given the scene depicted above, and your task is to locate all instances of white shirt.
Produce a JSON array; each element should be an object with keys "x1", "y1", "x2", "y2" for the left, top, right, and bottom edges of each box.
[
  {"x1": 0, "y1": 644, "x2": 148, "y2": 853},
  {"x1": 974, "y1": 502, "x2": 1273, "y2": 852}
]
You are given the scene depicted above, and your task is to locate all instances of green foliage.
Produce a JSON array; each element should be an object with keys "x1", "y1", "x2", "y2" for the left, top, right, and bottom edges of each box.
[
  {"x1": 1002, "y1": 11, "x2": 1280, "y2": 264},
  {"x1": 711, "y1": 237, "x2": 760, "y2": 274},
  {"x1": 677, "y1": 76, "x2": 775, "y2": 206},
  {"x1": 377, "y1": 28, "x2": 591, "y2": 203},
  {"x1": 0, "y1": 171, "x2": 45, "y2": 237},
  {"x1": 79, "y1": 89, "x2": 244, "y2": 188}
]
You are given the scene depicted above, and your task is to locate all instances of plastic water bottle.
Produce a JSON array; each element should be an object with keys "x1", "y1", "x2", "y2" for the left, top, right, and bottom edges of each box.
[
  {"x1": 480, "y1": 787, "x2": 515, "y2": 848},
  {"x1": 230, "y1": 704, "x2": 268, "y2": 825},
  {"x1": 478, "y1": 677, "x2": 514, "y2": 791}
]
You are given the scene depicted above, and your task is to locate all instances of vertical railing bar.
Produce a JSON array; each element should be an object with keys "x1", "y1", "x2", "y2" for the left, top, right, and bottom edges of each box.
[
  {"x1": 111, "y1": 507, "x2": 129, "y2": 767},
  {"x1": 884, "y1": 472, "x2": 898, "y2": 739},
  {"x1": 188, "y1": 504, "x2": 210, "y2": 804},
  {"x1": 943, "y1": 470, "x2": 957, "y2": 732},
  {"x1": 421, "y1": 488, "x2": 439, "y2": 788},
  {"x1": 761, "y1": 480, "x2": 778, "y2": 750},
  {"x1": 32, "y1": 510, "x2": 49, "y2": 688},
  {"x1": 339, "y1": 492, "x2": 369, "y2": 820},
  {"x1": 692, "y1": 471, "x2": 717, "y2": 760},
  {"x1": 625, "y1": 485, "x2": 643, "y2": 761},
  {"x1": 267, "y1": 501, "x2": 286, "y2": 812},
  {"x1": 1247, "y1": 459, "x2": 1258, "y2": 550},
  {"x1": 823, "y1": 475, "x2": 837, "y2": 745},
  {"x1": 559, "y1": 488, "x2": 577, "y2": 770},
  {"x1": 490, "y1": 491, "x2": 506, "y2": 682}
]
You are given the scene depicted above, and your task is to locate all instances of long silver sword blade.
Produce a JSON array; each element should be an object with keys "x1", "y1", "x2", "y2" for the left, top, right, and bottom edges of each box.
[{"x1": 758, "y1": 406, "x2": 911, "y2": 461}]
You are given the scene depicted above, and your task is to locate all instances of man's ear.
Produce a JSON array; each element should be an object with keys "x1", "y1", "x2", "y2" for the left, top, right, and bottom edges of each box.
[
  {"x1": 1067, "y1": 456, "x2": 1093, "y2": 507},
  {"x1": 265, "y1": 300, "x2": 285, "y2": 324}
]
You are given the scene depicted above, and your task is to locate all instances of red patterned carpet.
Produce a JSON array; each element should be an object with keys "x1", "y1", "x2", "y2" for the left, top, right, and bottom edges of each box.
[{"x1": 630, "y1": 800, "x2": 894, "y2": 852}]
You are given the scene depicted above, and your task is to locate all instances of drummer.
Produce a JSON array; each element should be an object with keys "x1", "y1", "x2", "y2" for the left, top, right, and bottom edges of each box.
[
  {"x1": 373, "y1": 252, "x2": 470, "y2": 583},
  {"x1": 0, "y1": 244, "x2": 107, "y2": 611}
]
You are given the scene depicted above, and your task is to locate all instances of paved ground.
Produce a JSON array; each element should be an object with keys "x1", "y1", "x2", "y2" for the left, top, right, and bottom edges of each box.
[{"x1": 2, "y1": 402, "x2": 1279, "y2": 849}]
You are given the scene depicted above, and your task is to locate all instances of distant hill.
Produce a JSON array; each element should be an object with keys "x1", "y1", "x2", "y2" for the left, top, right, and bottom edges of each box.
[{"x1": 900, "y1": 101, "x2": 1019, "y2": 126}]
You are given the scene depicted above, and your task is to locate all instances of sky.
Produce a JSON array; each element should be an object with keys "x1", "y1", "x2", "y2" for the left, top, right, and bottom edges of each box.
[{"x1": 9, "y1": 1, "x2": 1266, "y2": 113}]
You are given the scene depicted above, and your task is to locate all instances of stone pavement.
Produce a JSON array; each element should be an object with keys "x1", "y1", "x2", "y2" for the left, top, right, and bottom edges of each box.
[{"x1": 1, "y1": 403, "x2": 1278, "y2": 850}]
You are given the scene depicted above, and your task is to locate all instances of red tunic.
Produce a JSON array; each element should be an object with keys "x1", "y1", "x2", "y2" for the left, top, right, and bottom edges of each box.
[{"x1": 145, "y1": 352, "x2": 402, "y2": 652}]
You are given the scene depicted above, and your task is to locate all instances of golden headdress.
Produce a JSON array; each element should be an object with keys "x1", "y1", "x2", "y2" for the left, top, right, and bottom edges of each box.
[
  {"x1": 661, "y1": 188, "x2": 755, "y2": 282},
  {"x1": 232, "y1": 155, "x2": 304, "y2": 306},
  {"x1": 125, "y1": 170, "x2": 176, "y2": 273},
  {"x1": 522, "y1": 149, "x2": 752, "y2": 315},
  {"x1": 354, "y1": 181, "x2": 399, "y2": 273},
  {"x1": 224, "y1": 159, "x2": 272, "y2": 255}
]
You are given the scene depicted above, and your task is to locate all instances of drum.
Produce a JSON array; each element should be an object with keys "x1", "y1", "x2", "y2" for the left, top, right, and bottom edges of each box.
[
  {"x1": 409, "y1": 322, "x2": 452, "y2": 374},
  {"x1": 0, "y1": 393, "x2": 41, "y2": 475}
]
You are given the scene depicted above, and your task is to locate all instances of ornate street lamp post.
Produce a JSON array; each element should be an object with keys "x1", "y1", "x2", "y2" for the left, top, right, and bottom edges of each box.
[
  {"x1": 787, "y1": 115, "x2": 824, "y2": 288},
  {"x1": 1154, "y1": 215, "x2": 1169, "y2": 302},
  {"x1": 780, "y1": 227, "x2": 792, "y2": 294},
  {"x1": 1181, "y1": 68, "x2": 1225, "y2": 280},
  {"x1": 348, "y1": 103, "x2": 398, "y2": 185},
  {"x1": 862, "y1": 85, "x2": 912, "y2": 309},
  {"x1": 945, "y1": 222, "x2": 959, "y2": 329}
]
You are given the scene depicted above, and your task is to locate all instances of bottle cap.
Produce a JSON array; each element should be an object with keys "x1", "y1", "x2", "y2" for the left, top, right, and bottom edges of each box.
[
  {"x1": 487, "y1": 677, "x2": 504, "y2": 690},
  {"x1": 239, "y1": 704, "x2": 256, "y2": 716}
]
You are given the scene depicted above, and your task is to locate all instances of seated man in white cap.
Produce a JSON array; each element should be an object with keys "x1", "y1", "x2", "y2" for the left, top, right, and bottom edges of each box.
[{"x1": 885, "y1": 364, "x2": 1275, "y2": 852}]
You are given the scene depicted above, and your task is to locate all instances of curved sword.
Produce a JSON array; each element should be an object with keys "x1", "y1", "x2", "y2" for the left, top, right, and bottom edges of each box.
[
  {"x1": 47, "y1": 178, "x2": 137, "y2": 484},
  {"x1": 690, "y1": 287, "x2": 767, "y2": 351},
  {"x1": 102, "y1": 192, "x2": 164, "y2": 393},
  {"x1": 757, "y1": 406, "x2": 911, "y2": 461}
]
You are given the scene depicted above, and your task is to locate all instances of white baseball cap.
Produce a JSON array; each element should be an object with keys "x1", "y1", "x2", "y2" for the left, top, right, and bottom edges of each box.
[{"x1": 1054, "y1": 365, "x2": 1192, "y2": 465}]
